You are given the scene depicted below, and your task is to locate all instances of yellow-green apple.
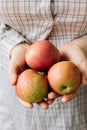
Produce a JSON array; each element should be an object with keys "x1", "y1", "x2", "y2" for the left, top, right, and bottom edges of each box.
[
  {"x1": 16, "y1": 69, "x2": 49, "y2": 103},
  {"x1": 48, "y1": 61, "x2": 81, "y2": 95},
  {"x1": 25, "y1": 40, "x2": 60, "y2": 72}
]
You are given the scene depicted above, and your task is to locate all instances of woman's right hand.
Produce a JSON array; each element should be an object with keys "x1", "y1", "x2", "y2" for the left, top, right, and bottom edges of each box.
[{"x1": 8, "y1": 42, "x2": 60, "y2": 110}]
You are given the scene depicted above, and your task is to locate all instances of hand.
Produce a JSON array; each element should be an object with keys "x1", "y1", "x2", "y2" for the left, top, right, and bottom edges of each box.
[
  {"x1": 61, "y1": 36, "x2": 87, "y2": 86},
  {"x1": 8, "y1": 42, "x2": 30, "y2": 85},
  {"x1": 58, "y1": 36, "x2": 87, "y2": 102},
  {"x1": 8, "y1": 43, "x2": 60, "y2": 110},
  {"x1": 38, "y1": 36, "x2": 86, "y2": 106}
]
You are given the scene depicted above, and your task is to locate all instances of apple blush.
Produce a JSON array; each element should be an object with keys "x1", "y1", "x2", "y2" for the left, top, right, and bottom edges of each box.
[
  {"x1": 25, "y1": 40, "x2": 60, "y2": 72},
  {"x1": 16, "y1": 69, "x2": 49, "y2": 103},
  {"x1": 48, "y1": 61, "x2": 81, "y2": 95}
]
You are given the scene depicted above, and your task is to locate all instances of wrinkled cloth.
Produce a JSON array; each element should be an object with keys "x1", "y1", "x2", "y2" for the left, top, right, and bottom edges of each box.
[{"x1": 0, "y1": 0, "x2": 87, "y2": 130}]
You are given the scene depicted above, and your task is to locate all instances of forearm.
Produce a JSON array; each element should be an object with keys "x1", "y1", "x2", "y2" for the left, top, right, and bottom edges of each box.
[{"x1": 0, "y1": 23, "x2": 31, "y2": 71}]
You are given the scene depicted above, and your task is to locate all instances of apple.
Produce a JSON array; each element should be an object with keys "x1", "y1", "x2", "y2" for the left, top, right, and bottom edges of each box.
[
  {"x1": 25, "y1": 40, "x2": 60, "y2": 72},
  {"x1": 48, "y1": 61, "x2": 81, "y2": 95},
  {"x1": 16, "y1": 69, "x2": 49, "y2": 103}
]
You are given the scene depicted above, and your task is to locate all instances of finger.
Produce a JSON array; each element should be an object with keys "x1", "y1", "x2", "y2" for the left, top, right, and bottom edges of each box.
[
  {"x1": 61, "y1": 89, "x2": 79, "y2": 102},
  {"x1": 38, "y1": 101, "x2": 49, "y2": 110},
  {"x1": 47, "y1": 99, "x2": 55, "y2": 105},
  {"x1": 18, "y1": 98, "x2": 33, "y2": 108},
  {"x1": 82, "y1": 74, "x2": 87, "y2": 86},
  {"x1": 48, "y1": 91, "x2": 61, "y2": 99},
  {"x1": 8, "y1": 62, "x2": 19, "y2": 86}
]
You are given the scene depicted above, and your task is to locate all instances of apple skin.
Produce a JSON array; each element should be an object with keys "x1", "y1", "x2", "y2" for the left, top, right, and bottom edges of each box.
[
  {"x1": 48, "y1": 61, "x2": 81, "y2": 95},
  {"x1": 16, "y1": 69, "x2": 49, "y2": 103},
  {"x1": 25, "y1": 40, "x2": 60, "y2": 72}
]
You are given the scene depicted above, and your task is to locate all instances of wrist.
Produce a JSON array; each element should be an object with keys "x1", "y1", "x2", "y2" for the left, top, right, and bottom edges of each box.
[
  {"x1": 73, "y1": 35, "x2": 87, "y2": 45},
  {"x1": 10, "y1": 41, "x2": 30, "y2": 59},
  {"x1": 72, "y1": 36, "x2": 87, "y2": 55}
]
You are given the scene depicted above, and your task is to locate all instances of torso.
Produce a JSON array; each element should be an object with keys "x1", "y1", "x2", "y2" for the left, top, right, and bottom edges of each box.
[{"x1": 0, "y1": 0, "x2": 87, "y2": 48}]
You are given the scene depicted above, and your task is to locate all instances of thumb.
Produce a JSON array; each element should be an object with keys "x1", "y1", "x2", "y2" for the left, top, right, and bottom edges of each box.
[{"x1": 8, "y1": 62, "x2": 18, "y2": 86}]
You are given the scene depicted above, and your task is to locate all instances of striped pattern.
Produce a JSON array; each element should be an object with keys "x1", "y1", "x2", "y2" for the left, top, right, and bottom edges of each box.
[{"x1": 0, "y1": 0, "x2": 87, "y2": 130}]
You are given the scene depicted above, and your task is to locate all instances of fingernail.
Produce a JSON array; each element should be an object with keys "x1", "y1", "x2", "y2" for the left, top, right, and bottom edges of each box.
[{"x1": 61, "y1": 97, "x2": 67, "y2": 103}]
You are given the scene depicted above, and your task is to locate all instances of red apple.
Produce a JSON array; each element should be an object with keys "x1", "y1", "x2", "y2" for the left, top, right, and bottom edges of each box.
[
  {"x1": 25, "y1": 40, "x2": 60, "y2": 72},
  {"x1": 16, "y1": 69, "x2": 49, "y2": 103},
  {"x1": 48, "y1": 61, "x2": 81, "y2": 95}
]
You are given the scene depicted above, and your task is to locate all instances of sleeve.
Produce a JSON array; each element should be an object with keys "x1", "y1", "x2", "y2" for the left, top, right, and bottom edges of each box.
[
  {"x1": 82, "y1": 33, "x2": 87, "y2": 36},
  {"x1": 0, "y1": 23, "x2": 32, "y2": 71},
  {"x1": 0, "y1": 23, "x2": 29, "y2": 57}
]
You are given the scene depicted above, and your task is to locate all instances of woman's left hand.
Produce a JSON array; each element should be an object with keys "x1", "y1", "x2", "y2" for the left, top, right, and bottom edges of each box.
[{"x1": 48, "y1": 36, "x2": 87, "y2": 103}]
